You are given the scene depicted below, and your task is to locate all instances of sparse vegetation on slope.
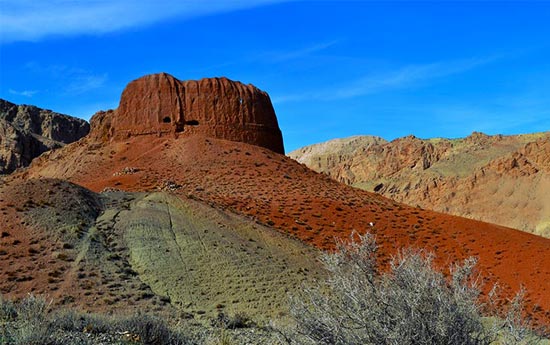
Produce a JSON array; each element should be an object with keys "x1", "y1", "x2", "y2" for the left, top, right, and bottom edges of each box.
[
  {"x1": 283, "y1": 233, "x2": 548, "y2": 345},
  {"x1": 289, "y1": 132, "x2": 550, "y2": 237},
  {"x1": 0, "y1": 294, "x2": 288, "y2": 345},
  {"x1": 18, "y1": 133, "x2": 550, "y2": 325},
  {"x1": 0, "y1": 294, "x2": 194, "y2": 344},
  {"x1": 117, "y1": 192, "x2": 325, "y2": 320}
]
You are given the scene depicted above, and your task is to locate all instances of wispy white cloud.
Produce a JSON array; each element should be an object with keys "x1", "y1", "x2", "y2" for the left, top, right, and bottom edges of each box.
[
  {"x1": 273, "y1": 56, "x2": 500, "y2": 104},
  {"x1": 372, "y1": 91, "x2": 550, "y2": 137},
  {"x1": 8, "y1": 89, "x2": 38, "y2": 97},
  {"x1": 194, "y1": 39, "x2": 339, "y2": 75},
  {"x1": 332, "y1": 57, "x2": 496, "y2": 99},
  {"x1": 66, "y1": 73, "x2": 108, "y2": 95},
  {"x1": 23, "y1": 62, "x2": 108, "y2": 95},
  {"x1": 262, "y1": 40, "x2": 340, "y2": 63},
  {"x1": 0, "y1": 0, "x2": 286, "y2": 43},
  {"x1": 432, "y1": 97, "x2": 550, "y2": 135}
]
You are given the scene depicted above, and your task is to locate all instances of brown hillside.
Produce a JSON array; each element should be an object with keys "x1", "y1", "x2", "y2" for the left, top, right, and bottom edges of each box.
[
  {"x1": 0, "y1": 177, "x2": 324, "y2": 320},
  {"x1": 289, "y1": 132, "x2": 550, "y2": 237},
  {"x1": 21, "y1": 132, "x2": 550, "y2": 325}
]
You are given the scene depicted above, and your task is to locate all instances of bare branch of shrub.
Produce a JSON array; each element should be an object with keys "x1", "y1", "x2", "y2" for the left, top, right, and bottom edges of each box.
[{"x1": 284, "y1": 233, "x2": 546, "y2": 345}]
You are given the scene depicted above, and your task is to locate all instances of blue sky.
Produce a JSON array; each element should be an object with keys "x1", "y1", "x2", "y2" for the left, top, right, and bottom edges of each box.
[{"x1": 1, "y1": 1, "x2": 550, "y2": 152}]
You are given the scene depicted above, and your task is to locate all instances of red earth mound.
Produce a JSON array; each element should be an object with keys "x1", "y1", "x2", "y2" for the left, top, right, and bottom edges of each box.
[
  {"x1": 0, "y1": 179, "x2": 93, "y2": 302},
  {"x1": 97, "y1": 73, "x2": 284, "y2": 154},
  {"x1": 0, "y1": 178, "x2": 176, "y2": 314},
  {"x1": 22, "y1": 132, "x2": 550, "y2": 326}
]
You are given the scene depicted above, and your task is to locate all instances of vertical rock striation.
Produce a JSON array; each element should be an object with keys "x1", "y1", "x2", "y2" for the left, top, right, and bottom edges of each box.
[
  {"x1": 108, "y1": 73, "x2": 284, "y2": 154},
  {"x1": 0, "y1": 99, "x2": 90, "y2": 174}
]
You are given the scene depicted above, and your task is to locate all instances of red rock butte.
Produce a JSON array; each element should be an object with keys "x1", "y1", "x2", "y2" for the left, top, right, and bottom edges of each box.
[{"x1": 108, "y1": 73, "x2": 285, "y2": 154}]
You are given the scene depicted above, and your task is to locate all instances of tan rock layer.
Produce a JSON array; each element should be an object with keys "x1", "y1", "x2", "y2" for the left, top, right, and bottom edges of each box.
[
  {"x1": 0, "y1": 99, "x2": 90, "y2": 144},
  {"x1": 289, "y1": 132, "x2": 550, "y2": 236}
]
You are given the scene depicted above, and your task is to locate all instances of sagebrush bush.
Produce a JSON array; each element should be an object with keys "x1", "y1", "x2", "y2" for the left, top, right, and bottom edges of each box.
[
  {"x1": 119, "y1": 313, "x2": 188, "y2": 345},
  {"x1": 213, "y1": 312, "x2": 254, "y2": 330},
  {"x1": 0, "y1": 294, "x2": 52, "y2": 345},
  {"x1": 0, "y1": 294, "x2": 192, "y2": 345},
  {"x1": 285, "y1": 232, "x2": 544, "y2": 345}
]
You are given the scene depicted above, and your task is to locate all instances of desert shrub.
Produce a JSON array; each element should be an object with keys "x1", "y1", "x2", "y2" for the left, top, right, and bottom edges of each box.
[
  {"x1": 213, "y1": 312, "x2": 255, "y2": 330},
  {"x1": 50, "y1": 309, "x2": 114, "y2": 335},
  {"x1": 118, "y1": 313, "x2": 188, "y2": 345},
  {"x1": 494, "y1": 289, "x2": 549, "y2": 345},
  {"x1": 285, "y1": 233, "x2": 543, "y2": 345},
  {"x1": 0, "y1": 294, "x2": 193, "y2": 345},
  {"x1": 0, "y1": 294, "x2": 53, "y2": 345},
  {"x1": 204, "y1": 328, "x2": 234, "y2": 345},
  {"x1": 0, "y1": 295, "x2": 17, "y2": 322}
]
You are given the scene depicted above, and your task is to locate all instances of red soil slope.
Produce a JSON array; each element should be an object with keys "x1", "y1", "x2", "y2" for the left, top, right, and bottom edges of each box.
[
  {"x1": 21, "y1": 133, "x2": 550, "y2": 325},
  {"x1": 0, "y1": 178, "x2": 174, "y2": 314}
]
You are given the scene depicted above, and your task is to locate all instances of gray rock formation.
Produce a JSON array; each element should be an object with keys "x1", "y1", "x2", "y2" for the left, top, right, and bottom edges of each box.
[{"x1": 0, "y1": 99, "x2": 90, "y2": 174}]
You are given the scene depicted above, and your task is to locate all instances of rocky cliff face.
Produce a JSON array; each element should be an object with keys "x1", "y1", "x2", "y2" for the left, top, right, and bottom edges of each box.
[
  {"x1": 0, "y1": 99, "x2": 90, "y2": 174},
  {"x1": 288, "y1": 135, "x2": 387, "y2": 184},
  {"x1": 96, "y1": 73, "x2": 284, "y2": 154},
  {"x1": 290, "y1": 132, "x2": 550, "y2": 237},
  {"x1": 0, "y1": 99, "x2": 90, "y2": 143}
]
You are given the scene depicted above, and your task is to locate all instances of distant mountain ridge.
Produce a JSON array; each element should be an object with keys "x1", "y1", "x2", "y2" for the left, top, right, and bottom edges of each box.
[
  {"x1": 0, "y1": 99, "x2": 89, "y2": 174},
  {"x1": 289, "y1": 131, "x2": 550, "y2": 237}
]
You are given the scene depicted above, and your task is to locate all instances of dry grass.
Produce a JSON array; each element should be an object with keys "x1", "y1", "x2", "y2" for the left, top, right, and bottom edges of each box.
[{"x1": 0, "y1": 294, "x2": 192, "y2": 344}]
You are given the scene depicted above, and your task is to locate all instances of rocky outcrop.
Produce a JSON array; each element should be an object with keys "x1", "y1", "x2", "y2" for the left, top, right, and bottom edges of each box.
[
  {"x1": 0, "y1": 99, "x2": 90, "y2": 174},
  {"x1": 99, "y1": 73, "x2": 284, "y2": 154},
  {"x1": 290, "y1": 132, "x2": 550, "y2": 237},
  {"x1": 290, "y1": 135, "x2": 453, "y2": 186},
  {"x1": 0, "y1": 99, "x2": 90, "y2": 143},
  {"x1": 0, "y1": 119, "x2": 58, "y2": 174},
  {"x1": 487, "y1": 137, "x2": 550, "y2": 176},
  {"x1": 88, "y1": 109, "x2": 114, "y2": 143},
  {"x1": 288, "y1": 135, "x2": 387, "y2": 184}
]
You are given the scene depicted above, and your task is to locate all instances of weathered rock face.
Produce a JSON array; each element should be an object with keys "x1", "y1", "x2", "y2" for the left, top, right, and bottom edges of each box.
[
  {"x1": 290, "y1": 132, "x2": 550, "y2": 237},
  {"x1": 0, "y1": 119, "x2": 60, "y2": 174},
  {"x1": 108, "y1": 73, "x2": 284, "y2": 154},
  {"x1": 0, "y1": 99, "x2": 90, "y2": 174},
  {"x1": 88, "y1": 109, "x2": 114, "y2": 143},
  {"x1": 0, "y1": 99, "x2": 90, "y2": 143}
]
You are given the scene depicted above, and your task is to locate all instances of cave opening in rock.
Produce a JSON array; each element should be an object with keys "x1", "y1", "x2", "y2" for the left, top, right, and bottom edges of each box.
[
  {"x1": 373, "y1": 183, "x2": 384, "y2": 192},
  {"x1": 162, "y1": 116, "x2": 171, "y2": 123},
  {"x1": 185, "y1": 120, "x2": 199, "y2": 126}
]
